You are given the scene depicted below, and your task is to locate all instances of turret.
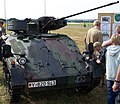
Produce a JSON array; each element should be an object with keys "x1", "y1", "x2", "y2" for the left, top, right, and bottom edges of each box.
[{"x1": 7, "y1": 17, "x2": 67, "y2": 34}]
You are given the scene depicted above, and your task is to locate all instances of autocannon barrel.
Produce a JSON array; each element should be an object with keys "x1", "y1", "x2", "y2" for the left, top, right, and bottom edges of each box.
[
  {"x1": 42, "y1": 1, "x2": 119, "y2": 30},
  {"x1": 42, "y1": 1, "x2": 119, "y2": 32},
  {"x1": 58, "y1": 1, "x2": 119, "y2": 20}
]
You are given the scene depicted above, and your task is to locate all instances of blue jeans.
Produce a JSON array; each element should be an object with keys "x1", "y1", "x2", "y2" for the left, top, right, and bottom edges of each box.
[{"x1": 107, "y1": 80, "x2": 119, "y2": 104}]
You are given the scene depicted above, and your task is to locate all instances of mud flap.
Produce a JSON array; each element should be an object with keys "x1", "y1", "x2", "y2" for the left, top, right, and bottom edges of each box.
[
  {"x1": 11, "y1": 66, "x2": 26, "y2": 86},
  {"x1": 78, "y1": 61, "x2": 105, "y2": 94},
  {"x1": 88, "y1": 61, "x2": 105, "y2": 78}
]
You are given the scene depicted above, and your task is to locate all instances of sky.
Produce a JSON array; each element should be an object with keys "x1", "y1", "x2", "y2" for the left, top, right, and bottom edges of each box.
[{"x1": 0, "y1": 0, "x2": 120, "y2": 19}]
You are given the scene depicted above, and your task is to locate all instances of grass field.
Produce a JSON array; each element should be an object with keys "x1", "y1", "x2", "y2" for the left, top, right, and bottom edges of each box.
[{"x1": 0, "y1": 24, "x2": 108, "y2": 104}]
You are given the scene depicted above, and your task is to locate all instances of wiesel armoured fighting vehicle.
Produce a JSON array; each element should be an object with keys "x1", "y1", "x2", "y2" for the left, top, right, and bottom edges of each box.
[{"x1": 1, "y1": 1, "x2": 119, "y2": 103}]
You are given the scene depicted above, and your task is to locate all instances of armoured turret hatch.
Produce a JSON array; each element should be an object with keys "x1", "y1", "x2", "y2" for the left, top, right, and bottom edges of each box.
[{"x1": 7, "y1": 17, "x2": 67, "y2": 34}]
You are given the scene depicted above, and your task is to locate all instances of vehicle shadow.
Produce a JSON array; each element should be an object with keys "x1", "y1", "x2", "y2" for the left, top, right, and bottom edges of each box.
[{"x1": 19, "y1": 86, "x2": 107, "y2": 104}]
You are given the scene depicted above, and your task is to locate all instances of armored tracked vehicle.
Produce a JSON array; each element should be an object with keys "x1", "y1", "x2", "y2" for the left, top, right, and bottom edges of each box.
[{"x1": 1, "y1": 1, "x2": 119, "y2": 103}]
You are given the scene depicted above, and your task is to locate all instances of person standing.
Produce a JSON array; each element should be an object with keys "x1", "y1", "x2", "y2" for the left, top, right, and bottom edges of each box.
[
  {"x1": 0, "y1": 20, "x2": 5, "y2": 62},
  {"x1": 105, "y1": 34, "x2": 120, "y2": 104},
  {"x1": 0, "y1": 20, "x2": 5, "y2": 35},
  {"x1": 84, "y1": 20, "x2": 103, "y2": 50}
]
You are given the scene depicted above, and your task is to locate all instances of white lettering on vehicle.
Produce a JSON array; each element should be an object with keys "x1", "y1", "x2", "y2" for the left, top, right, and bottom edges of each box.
[{"x1": 28, "y1": 80, "x2": 56, "y2": 88}]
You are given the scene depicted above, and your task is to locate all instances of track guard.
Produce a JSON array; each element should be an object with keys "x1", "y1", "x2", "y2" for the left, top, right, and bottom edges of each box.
[{"x1": 11, "y1": 66, "x2": 26, "y2": 86}]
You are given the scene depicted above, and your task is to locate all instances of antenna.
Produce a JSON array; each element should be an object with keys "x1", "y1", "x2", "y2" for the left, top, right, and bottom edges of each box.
[
  {"x1": 4, "y1": 0, "x2": 6, "y2": 20},
  {"x1": 4, "y1": 0, "x2": 7, "y2": 34},
  {"x1": 44, "y1": 0, "x2": 46, "y2": 16}
]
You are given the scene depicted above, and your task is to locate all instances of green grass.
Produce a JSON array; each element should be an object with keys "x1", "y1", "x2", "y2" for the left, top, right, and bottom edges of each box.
[
  {"x1": 0, "y1": 25, "x2": 108, "y2": 104},
  {"x1": 0, "y1": 69, "x2": 9, "y2": 104}
]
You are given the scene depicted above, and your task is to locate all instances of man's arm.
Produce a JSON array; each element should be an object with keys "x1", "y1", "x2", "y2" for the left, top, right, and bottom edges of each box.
[
  {"x1": 112, "y1": 64, "x2": 120, "y2": 92},
  {"x1": 98, "y1": 32, "x2": 103, "y2": 44},
  {"x1": 102, "y1": 39, "x2": 112, "y2": 47},
  {"x1": 84, "y1": 33, "x2": 88, "y2": 50}
]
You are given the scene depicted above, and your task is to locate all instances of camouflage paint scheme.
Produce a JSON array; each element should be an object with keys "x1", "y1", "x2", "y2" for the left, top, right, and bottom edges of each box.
[
  {"x1": 4, "y1": 33, "x2": 93, "y2": 91},
  {"x1": 1, "y1": 17, "x2": 105, "y2": 103},
  {"x1": 2, "y1": 1, "x2": 119, "y2": 102}
]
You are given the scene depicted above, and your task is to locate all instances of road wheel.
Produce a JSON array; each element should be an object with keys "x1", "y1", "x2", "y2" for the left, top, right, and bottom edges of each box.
[
  {"x1": 9, "y1": 89, "x2": 21, "y2": 103},
  {"x1": 7, "y1": 77, "x2": 21, "y2": 103}
]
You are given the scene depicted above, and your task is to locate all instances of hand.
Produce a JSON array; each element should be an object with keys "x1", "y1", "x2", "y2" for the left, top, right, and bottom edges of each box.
[{"x1": 112, "y1": 82, "x2": 119, "y2": 92}]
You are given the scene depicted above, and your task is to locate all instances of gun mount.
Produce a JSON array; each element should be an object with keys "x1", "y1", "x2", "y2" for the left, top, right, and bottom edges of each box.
[
  {"x1": 7, "y1": 1, "x2": 119, "y2": 34},
  {"x1": 7, "y1": 17, "x2": 67, "y2": 34}
]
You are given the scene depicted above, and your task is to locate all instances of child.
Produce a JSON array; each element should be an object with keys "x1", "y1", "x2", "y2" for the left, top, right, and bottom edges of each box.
[
  {"x1": 93, "y1": 42, "x2": 106, "y2": 86},
  {"x1": 93, "y1": 42, "x2": 102, "y2": 63},
  {"x1": 105, "y1": 34, "x2": 120, "y2": 104}
]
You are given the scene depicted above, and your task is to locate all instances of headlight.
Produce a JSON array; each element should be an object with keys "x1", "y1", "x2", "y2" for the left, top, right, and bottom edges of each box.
[{"x1": 18, "y1": 57, "x2": 27, "y2": 65}]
